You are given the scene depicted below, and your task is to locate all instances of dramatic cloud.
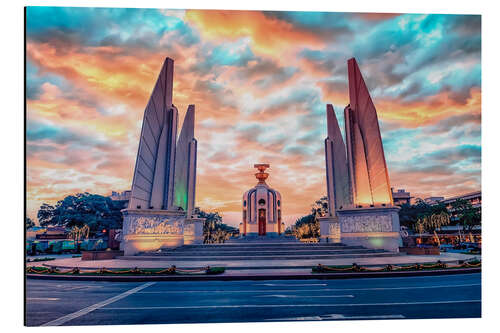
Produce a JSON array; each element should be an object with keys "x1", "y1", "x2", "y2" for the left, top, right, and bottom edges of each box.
[{"x1": 26, "y1": 7, "x2": 481, "y2": 227}]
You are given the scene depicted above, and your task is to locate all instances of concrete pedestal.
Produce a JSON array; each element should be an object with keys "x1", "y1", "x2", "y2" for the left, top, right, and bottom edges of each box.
[
  {"x1": 318, "y1": 216, "x2": 341, "y2": 243},
  {"x1": 184, "y1": 217, "x2": 205, "y2": 245},
  {"x1": 337, "y1": 206, "x2": 402, "y2": 252},
  {"x1": 122, "y1": 209, "x2": 186, "y2": 256}
]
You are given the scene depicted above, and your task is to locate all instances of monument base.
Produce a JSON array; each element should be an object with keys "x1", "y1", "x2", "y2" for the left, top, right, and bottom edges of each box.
[
  {"x1": 183, "y1": 217, "x2": 205, "y2": 245},
  {"x1": 318, "y1": 216, "x2": 341, "y2": 243},
  {"x1": 336, "y1": 206, "x2": 402, "y2": 252},
  {"x1": 122, "y1": 209, "x2": 186, "y2": 256}
]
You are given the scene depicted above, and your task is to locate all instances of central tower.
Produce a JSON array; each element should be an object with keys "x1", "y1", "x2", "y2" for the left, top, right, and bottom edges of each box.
[{"x1": 241, "y1": 164, "x2": 283, "y2": 237}]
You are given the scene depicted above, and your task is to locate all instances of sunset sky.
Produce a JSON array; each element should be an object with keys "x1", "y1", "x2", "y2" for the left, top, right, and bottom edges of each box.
[{"x1": 26, "y1": 7, "x2": 481, "y2": 227}]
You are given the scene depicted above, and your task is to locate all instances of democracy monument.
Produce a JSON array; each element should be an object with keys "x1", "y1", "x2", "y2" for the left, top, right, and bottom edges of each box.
[
  {"x1": 121, "y1": 56, "x2": 401, "y2": 255},
  {"x1": 240, "y1": 164, "x2": 284, "y2": 237}
]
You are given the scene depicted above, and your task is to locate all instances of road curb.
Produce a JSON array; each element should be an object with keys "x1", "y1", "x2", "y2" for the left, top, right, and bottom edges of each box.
[
  {"x1": 41, "y1": 257, "x2": 478, "y2": 271},
  {"x1": 26, "y1": 267, "x2": 480, "y2": 282}
]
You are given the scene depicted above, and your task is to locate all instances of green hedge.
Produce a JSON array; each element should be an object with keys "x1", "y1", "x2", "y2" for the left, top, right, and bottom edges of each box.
[
  {"x1": 312, "y1": 260, "x2": 481, "y2": 273},
  {"x1": 26, "y1": 266, "x2": 226, "y2": 276},
  {"x1": 206, "y1": 267, "x2": 226, "y2": 275}
]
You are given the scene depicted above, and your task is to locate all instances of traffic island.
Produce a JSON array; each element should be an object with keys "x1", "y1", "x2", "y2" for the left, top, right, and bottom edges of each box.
[{"x1": 25, "y1": 260, "x2": 480, "y2": 281}]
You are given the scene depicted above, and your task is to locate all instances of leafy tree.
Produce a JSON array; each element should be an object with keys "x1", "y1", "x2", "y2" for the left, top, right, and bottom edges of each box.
[
  {"x1": 37, "y1": 203, "x2": 55, "y2": 227},
  {"x1": 37, "y1": 192, "x2": 123, "y2": 233},
  {"x1": 26, "y1": 217, "x2": 35, "y2": 229},
  {"x1": 398, "y1": 203, "x2": 419, "y2": 229},
  {"x1": 416, "y1": 211, "x2": 451, "y2": 233},
  {"x1": 292, "y1": 196, "x2": 329, "y2": 240},
  {"x1": 294, "y1": 213, "x2": 319, "y2": 239},
  {"x1": 398, "y1": 199, "x2": 449, "y2": 232},
  {"x1": 196, "y1": 208, "x2": 236, "y2": 243},
  {"x1": 430, "y1": 202, "x2": 449, "y2": 215},
  {"x1": 311, "y1": 196, "x2": 329, "y2": 217},
  {"x1": 295, "y1": 214, "x2": 316, "y2": 228},
  {"x1": 451, "y1": 198, "x2": 481, "y2": 232}
]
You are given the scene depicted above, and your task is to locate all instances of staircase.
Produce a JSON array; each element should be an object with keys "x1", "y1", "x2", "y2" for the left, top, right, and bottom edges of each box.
[{"x1": 120, "y1": 239, "x2": 396, "y2": 262}]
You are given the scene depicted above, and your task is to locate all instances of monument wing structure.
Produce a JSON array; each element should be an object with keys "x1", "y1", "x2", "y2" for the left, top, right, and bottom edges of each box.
[
  {"x1": 129, "y1": 58, "x2": 178, "y2": 211},
  {"x1": 325, "y1": 104, "x2": 351, "y2": 215},
  {"x1": 321, "y1": 58, "x2": 401, "y2": 251},
  {"x1": 123, "y1": 57, "x2": 204, "y2": 255},
  {"x1": 173, "y1": 105, "x2": 197, "y2": 215},
  {"x1": 344, "y1": 58, "x2": 393, "y2": 206}
]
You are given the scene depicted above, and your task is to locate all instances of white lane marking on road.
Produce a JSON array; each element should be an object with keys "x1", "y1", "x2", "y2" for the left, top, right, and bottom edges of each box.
[
  {"x1": 253, "y1": 294, "x2": 354, "y2": 298},
  {"x1": 104, "y1": 299, "x2": 481, "y2": 310},
  {"x1": 135, "y1": 283, "x2": 481, "y2": 294},
  {"x1": 341, "y1": 273, "x2": 481, "y2": 281},
  {"x1": 65, "y1": 286, "x2": 104, "y2": 291},
  {"x1": 254, "y1": 283, "x2": 327, "y2": 287},
  {"x1": 266, "y1": 314, "x2": 406, "y2": 321},
  {"x1": 50, "y1": 284, "x2": 103, "y2": 291},
  {"x1": 40, "y1": 282, "x2": 156, "y2": 327},
  {"x1": 27, "y1": 298, "x2": 60, "y2": 301}
]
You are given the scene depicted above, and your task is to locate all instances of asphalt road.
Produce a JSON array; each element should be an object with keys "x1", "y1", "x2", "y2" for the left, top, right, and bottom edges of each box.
[{"x1": 25, "y1": 273, "x2": 481, "y2": 326}]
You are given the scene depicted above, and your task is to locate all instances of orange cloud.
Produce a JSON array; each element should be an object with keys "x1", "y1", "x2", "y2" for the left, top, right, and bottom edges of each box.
[
  {"x1": 185, "y1": 10, "x2": 324, "y2": 56},
  {"x1": 375, "y1": 87, "x2": 481, "y2": 127},
  {"x1": 27, "y1": 83, "x2": 135, "y2": 143},
  {"x1": 319, "y1": 81, "x2": 482, "y2": 129},
  {"x1": 317, "y1": 80, "x2": 350, "y2": 106},
  {"x1": 27, "y1": 42, "x2": 169, "y2": 109},
  {"x1": 353, "y1": 13, "x2": 401, "y2": 21}
]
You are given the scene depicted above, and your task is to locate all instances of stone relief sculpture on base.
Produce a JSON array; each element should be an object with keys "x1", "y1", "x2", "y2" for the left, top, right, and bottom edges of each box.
[{"x1": 124, "y1": 216, "x2": 184, "y2": 235}]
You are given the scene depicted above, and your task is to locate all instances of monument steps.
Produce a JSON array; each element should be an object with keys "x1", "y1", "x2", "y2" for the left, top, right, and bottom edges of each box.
[
  {"x1": 118, "y1": 241, "x2": 397, "y2": 261},
  {"x1": 225, "y1": 237, "x2": 300, "y2": 243},
  {"x1": 173, "y1": 245, "x2": 366, "y2": 251},
  {"x1": 145, "y1": 249, "x2": 386, "y2": 256},
  {"x1": 178, "y1": 242, "x2": 360, "y2": 249},
  {"x1": 120, "y1": 252, "x2": 396, "y2": 261}
]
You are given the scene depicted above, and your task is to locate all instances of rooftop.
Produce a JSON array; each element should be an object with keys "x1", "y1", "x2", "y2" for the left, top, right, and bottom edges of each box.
[{"x1": 442, "y1": 190, "x2": 481, "y2": 203}]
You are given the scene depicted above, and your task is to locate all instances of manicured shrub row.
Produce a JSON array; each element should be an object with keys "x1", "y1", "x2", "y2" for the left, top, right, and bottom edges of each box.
[
  {"x1": 26, "y1": 239, "x2": 108, "y2": 255},
  {"x1": 312, "y1": 260, "x2": 481, "y2": 273},
  {"x1": 26, "y1": 265, "x2": 225, "y2": 276}
]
